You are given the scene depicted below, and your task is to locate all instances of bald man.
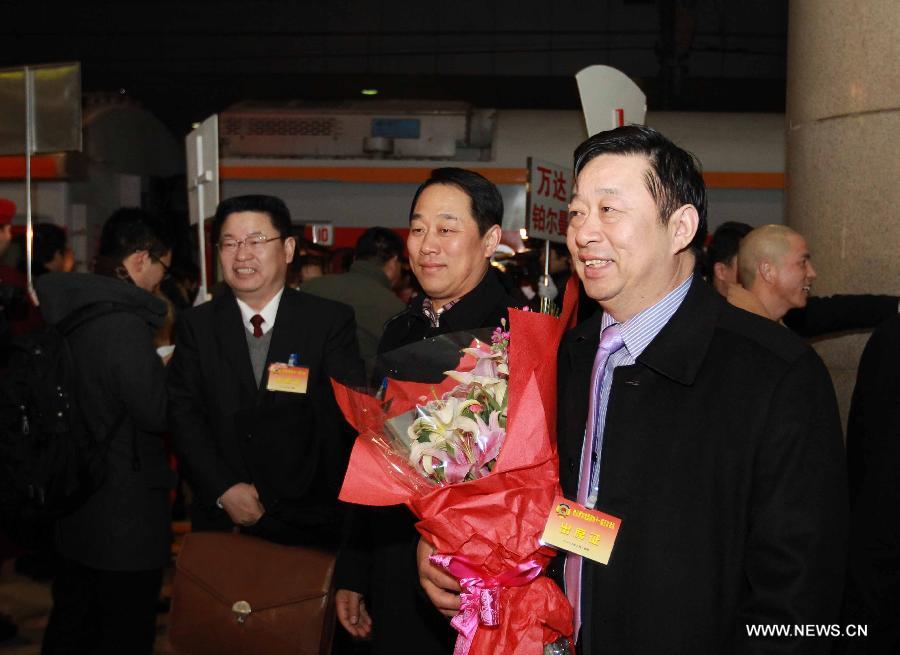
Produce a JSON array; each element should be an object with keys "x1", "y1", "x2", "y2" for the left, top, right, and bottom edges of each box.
[{"x1": 728, "y1": 224, "x2": 817, "y2": 322}]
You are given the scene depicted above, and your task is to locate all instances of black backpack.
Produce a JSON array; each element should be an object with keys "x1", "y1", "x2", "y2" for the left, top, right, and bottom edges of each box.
[{"x1": 0, "y1": 301, "x2": 131, "y2": 547}]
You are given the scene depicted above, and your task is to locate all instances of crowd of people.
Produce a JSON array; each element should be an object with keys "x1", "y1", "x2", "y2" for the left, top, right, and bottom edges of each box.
[{"x1": 0, "y1": 124, "x2": 896, "y2": 655}]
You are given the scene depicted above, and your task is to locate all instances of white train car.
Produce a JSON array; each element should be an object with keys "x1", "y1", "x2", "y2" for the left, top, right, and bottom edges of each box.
[
  {"x1": 0, "y1": 101, "x2": 784, "y2": 264},
  {"x1": 217, "y1": 103, "x2": 785, "y2": 248}
]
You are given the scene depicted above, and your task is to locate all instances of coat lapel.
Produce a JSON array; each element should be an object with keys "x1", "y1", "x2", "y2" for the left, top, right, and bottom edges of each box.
[
  {"x1": 255, "y1": 289, "x2": 306, "y2": 404},
  {"x1": 637, "y1": 275, "x2": 722, "y2": 386},
  {"x1": 562, "y1": 312, "x2": 603, "y2": 467},
  {"x1": 213, "y1": 291, "x2": 258, "y2": 406}
]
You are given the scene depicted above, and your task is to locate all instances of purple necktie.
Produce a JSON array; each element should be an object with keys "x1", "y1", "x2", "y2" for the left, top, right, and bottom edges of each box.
[{"x1": 565, "y1": 323, "x2": 624, "y2": 640}]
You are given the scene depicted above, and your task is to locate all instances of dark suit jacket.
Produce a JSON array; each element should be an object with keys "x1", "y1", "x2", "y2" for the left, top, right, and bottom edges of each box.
[
  {"x1": 167, "y1": 286, "x2": 363, "y2": 546},
  {"x1": 555, "y1": 277, "x2": 848, "y2": 654}
]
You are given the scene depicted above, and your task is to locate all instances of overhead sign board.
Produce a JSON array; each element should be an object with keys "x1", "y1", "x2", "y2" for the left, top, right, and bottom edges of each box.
[
  {"x1": 0, "y1": 62, "x2": 82, "y2": 156},
  {"x1": 575, "y1": 65, "x2": 647, "y2": 136},
  {"x1": 525, "y1": 157, "x2": 573, "y2": 244}
]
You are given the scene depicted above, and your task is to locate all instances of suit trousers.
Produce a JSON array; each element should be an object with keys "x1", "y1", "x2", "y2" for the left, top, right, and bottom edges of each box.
[{"x1": 41, "y1": 559, "x2": 162, "y2": 655}]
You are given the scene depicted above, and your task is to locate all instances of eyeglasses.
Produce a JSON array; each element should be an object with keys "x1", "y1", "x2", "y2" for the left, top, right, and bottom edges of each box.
[
  {"x1": 217, "y1": 234, "x2": 284, "y2": 254},
  {"x1": 151, "y1": 255, "x2": 172, "y2": 281}
]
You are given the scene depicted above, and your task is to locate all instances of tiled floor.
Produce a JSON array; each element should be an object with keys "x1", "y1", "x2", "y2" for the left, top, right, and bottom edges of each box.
[
  {"x1": 0, "y1": 559, "x2": 52, "y2": 655},
  {"x1": 0, "y1": 558, "x2": 176, "y2": 655},
  {"x1": 0, "y1": 523, "x2": 189, "y2": 655}
]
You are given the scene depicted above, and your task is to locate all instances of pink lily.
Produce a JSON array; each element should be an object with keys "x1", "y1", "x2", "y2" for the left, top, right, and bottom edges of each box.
[
  {"x1": 472, "y1": 411, "x2": 505, "y2": 478},
  {"x1": 415, "y1": 445, "x2": 473, "y2": 484}
]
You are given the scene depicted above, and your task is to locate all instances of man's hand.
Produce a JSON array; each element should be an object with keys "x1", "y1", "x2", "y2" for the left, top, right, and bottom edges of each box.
[
  {"x1": 416, "y1": 538, "x2": 461, "y2": 618},
  {"x1": 335, "y1": 589, "x2": 372, "y2": 638},
  {"x1": 219, "y1": 483, "x2": 265, "y2": 526}
]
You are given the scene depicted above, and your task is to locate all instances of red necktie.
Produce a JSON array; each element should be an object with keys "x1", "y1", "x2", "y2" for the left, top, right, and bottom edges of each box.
[{"x1": 250, "y1": 314, "x2": 265, "y2": 338}]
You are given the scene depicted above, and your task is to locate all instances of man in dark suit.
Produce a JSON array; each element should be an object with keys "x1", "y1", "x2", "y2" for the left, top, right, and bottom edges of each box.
[
  {"x1": 419, "y1": 127, "x2": 849, "y2": 653},
  {"x1": 168, "y1": 194, "x2": 362, "y2": 546}
]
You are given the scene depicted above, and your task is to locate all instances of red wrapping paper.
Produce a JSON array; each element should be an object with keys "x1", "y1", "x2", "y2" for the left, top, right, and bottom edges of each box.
[{"x1": 335, "y1": 278, "x2": 579, "y2": 654}]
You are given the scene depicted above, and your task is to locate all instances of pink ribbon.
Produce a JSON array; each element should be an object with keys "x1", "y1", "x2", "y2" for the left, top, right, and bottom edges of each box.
[{"x1": 430, "y1": 554, "x2": 544, "y2": 655}]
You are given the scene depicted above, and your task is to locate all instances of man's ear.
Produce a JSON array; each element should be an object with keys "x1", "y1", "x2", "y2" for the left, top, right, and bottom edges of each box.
[
  {"x1": 283, "y1": 236, "x2": 296, "y2": 264},
  {"x1": 669, "y1": 204, "x2": 699, "y2": 253},
  {"x1": 120, "y1": 249, "x2": 149, "y2": 280},
  {"x1": 713, "y1": 261, "x2": 730, "y2": 282},
  {"x1": 134, "y1": 250, "x2": 152, "y2": 271},
  {"x1": 482, "y1": 224, "x2": 502, "y2": 258},
  {"x1": 759, "y1": 260, "x2": 774, "y2": 284}
]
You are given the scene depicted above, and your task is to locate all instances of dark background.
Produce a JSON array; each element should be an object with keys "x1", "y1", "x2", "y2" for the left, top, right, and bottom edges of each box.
[{"x1": 1, "y1": 0, "x2": 788, "y2": 136}]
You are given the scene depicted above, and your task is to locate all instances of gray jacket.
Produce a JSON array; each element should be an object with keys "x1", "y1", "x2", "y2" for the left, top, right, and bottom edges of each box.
[
  {"x1": 301, "y1": 259, "x2": 405, "y2": 379},
  {"x1": 37, "y1": 272, "x2": 174, "y2": 571}
]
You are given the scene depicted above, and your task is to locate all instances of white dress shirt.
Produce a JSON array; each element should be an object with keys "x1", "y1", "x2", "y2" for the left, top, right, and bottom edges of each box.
[{"x1": 235, "y1": 287, "x2": 284, "y2": 336}]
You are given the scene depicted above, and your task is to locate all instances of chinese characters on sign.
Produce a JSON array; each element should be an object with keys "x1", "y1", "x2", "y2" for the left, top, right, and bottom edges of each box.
[{"x1": 526, "y1": 157, "x2": 573, "y2": 244}]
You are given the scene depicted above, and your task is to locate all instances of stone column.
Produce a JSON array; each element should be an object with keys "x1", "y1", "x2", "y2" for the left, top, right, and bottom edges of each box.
[{"x1": 786, "y1": 0, "x2": 900, "y2": 429}]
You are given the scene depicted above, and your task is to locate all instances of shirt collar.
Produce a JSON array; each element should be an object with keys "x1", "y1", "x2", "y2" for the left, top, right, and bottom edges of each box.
[
  {"x1": 600, "y1": 275, "x2": 693, "y2": 359},
  {"x1": 235, "y1": 287, "x2": 284, "y2": 336},
  {"x1": 421, "y1": 296, "x2": 461, "y2": 328}
]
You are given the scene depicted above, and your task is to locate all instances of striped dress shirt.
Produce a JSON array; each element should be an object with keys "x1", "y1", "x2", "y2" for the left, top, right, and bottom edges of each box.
[{"x1": 585, "y1": 275, "x2": 694, "y2": 508}]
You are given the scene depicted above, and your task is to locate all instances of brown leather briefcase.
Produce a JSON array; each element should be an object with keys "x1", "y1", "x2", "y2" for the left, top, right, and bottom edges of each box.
[{"x1": 168, "y1": 532, "x2": 336, "y2": 655}]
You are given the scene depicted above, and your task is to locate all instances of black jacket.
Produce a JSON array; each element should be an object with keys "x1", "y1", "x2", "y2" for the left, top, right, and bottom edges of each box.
[
  {"x1": 840, "y1": 314, "x2": 900, "y2": 653},
  {"x1": 37, "y1": 273, "x2": 173, "y2": 571},
  {"x1": 335, "y1": 268, "x2": 519, "y2": 655},
  {"x1": 379, "y1": 268, "x2": 517, "y2": 353},
  {"x1": 167, "y1": 286, "x2": 363, "y2": 546},
  {"x1": 783, "y1": 294, "x2": 898, "y2": 337},
  {"x1": 554, "y1": 277, "x2": 848, "y2": 654}
]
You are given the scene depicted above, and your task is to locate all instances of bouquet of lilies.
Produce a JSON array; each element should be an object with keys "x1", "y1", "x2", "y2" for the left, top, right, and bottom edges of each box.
[
  {"x1": 405, "y1": 325, "x2": 509, "y2": 485},
  {"x1": 333, "y1": 279, "x2": 579, "y2": 655}
]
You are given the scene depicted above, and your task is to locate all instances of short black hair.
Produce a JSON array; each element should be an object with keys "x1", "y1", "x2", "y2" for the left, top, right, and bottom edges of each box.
[
  {"x1": 355, "y1": 227, "x2": 404, "y2": 264},
  {"x1": 573, "y1": 125, "x2": 708, "y2": 251},
  {"x1": 99, "y1": 208, "x2": 170, "y2": 262},
  {"x1": 32, "y1": 223, "x2": 67, "y2": 265},
  {"x1": 409, "y1": 167, "x2": 503, "y2": 235},
  {"x1": 212, "y1": 195, "x2": 292, "y2": 245},
  {"x1": 706, "y1": 221, "x2": 753, "y2": 269}
]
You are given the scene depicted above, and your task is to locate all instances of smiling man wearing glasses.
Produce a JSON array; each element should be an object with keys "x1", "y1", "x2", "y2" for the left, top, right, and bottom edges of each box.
[{"x1": 168, "y1": 194, "x2": 363, "y2": 545}]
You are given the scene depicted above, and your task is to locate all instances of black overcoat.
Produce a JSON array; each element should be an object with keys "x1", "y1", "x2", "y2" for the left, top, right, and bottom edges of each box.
[
  {"x1": 37, "y1": 273, "x2": 173, "y2": 571},
  {"x1": 554, "y1": 277, "x2": 849, "y2": 654}
]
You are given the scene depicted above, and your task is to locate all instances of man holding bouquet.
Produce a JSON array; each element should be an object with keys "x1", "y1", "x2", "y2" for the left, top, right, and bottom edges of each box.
[
  {"x1": 334, "y1": 168, "x2": 519, "y2": 654},
  {"x1": 420, "y1": 127, "x2": 847, "y2": 654}
]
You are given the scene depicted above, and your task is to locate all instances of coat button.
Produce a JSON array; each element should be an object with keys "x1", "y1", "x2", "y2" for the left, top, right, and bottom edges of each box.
[
  {"x1": 246, "y1": 432, "x2": 252, "y2": 440},
  {"x1": 568, "y1": 458, "x2": 577, "y2": 472}
]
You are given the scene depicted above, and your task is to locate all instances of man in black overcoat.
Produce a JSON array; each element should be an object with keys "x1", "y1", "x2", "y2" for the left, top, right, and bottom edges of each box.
[{"x1": 420, "y1": 127, "x2": 849, "y2": 654}]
